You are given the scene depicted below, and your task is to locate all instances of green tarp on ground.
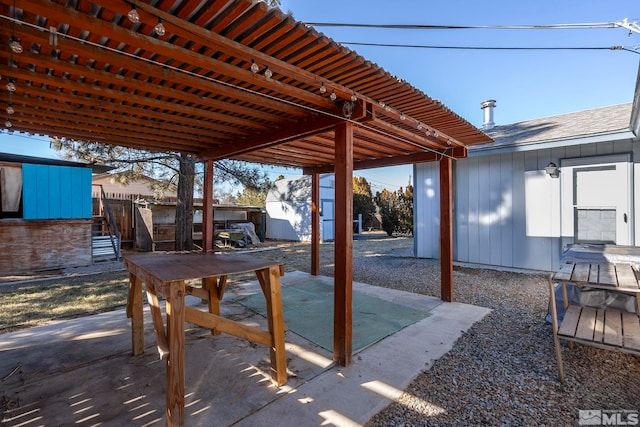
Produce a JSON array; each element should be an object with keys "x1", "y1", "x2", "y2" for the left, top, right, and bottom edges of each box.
[{"x1": 237, "y1": 278, "x2": 431, "y2": 352}]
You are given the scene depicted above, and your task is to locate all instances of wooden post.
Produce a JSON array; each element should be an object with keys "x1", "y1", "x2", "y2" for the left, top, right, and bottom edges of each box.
[
  {"x1": 202, "y1": 160, "x2": 214, "y2": 252},
  {"x1": 128, "y1": 273, "x2": 145, "y2": 355},
  {"x1": 311, "y1": 172, "x2": 320, "y2": 275},
  {"x1": 439, "y1": 157, "x2": 454, "y2": 302},
  {"x1": 334, "y1": 122, "x2": 353, "y2": 366},
  {"x1": 166, "y1": 281, "x2": 186, "y2": 426}
]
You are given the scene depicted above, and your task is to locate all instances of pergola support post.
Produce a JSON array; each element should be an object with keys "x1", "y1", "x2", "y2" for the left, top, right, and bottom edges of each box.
[
  {"x1": 439, "y1": 157, "x2": 454, "y2": 302},
  {"x1": 311, "y1": 172, "x2": 321, "y2": 275},
  {"x1": 202, "y1": 160, "x2": 214, "y2": 252},
  {"x1": 333, "y1": 122, "x2": 353, "y2": 366}
]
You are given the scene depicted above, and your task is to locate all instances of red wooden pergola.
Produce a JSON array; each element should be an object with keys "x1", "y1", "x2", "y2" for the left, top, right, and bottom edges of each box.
[{"x1": 0, "y1": 0, "x2": 493, "y2": 366}]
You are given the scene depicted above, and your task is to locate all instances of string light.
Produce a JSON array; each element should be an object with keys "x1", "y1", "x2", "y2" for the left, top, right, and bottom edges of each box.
[
  {"x1": 400, "y1": 113, "x2": 406, "y2": 120},
  {"x1": 250, "y1": 60, "x2": 260, "y2": 73},
  {"x1": 9, "y1": 38, "x2": 23, "y2": 54},
  {"x1": 0, "y1": 11, "x2": 461, "y2": 157},
  {"x1": 127, "y1": 6, "x2": 140, "y2": 24},
  {"x1": 264, "y1": 67, "x2": 273, "y2": 80},
  {"x1": 6, "y1": 104, "x2": 14, "y2": 115},
  {"x1": 154, "y1": 19, "x2": 166, "y2": 36}
]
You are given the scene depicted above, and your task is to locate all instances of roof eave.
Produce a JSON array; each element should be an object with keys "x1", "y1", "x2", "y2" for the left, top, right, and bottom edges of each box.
[{"x1": 467, "y1": 129, "x2": 636, "y2": 157}]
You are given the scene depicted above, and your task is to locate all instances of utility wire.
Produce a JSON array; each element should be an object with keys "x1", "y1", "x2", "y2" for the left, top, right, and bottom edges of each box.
[
  {"x1": 305, "y1": 21, "x2": 635, "y2": 31},
  {"x1": 339, "y1": 41, "x2": 640, "y2": 54}
]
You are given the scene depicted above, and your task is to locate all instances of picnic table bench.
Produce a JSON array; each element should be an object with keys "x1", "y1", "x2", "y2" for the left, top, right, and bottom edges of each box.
[{"x1": 549, "y1": 262, "x2": 640, "y2": 383}]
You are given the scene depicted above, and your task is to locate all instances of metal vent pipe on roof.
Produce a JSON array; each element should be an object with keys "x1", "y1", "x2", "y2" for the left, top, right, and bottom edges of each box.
[{"x1": 481, "y1": 99, "x2": 496, "y2": 130}]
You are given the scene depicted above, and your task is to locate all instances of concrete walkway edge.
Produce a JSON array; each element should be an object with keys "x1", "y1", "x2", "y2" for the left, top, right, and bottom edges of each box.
[{"x1": 234, "y1": 302, "x2": 492, "y2": 427}]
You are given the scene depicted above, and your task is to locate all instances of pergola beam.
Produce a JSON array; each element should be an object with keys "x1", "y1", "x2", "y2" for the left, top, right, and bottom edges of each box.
[
  {"x1": 303, "y1": 146, "x2": 467, "y2": 175},
  {"x1": 200, "y1": 101, "x2": 368, "y2": 160}
]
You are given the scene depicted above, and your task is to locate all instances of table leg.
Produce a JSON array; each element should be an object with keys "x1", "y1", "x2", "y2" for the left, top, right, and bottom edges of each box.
[
  {"x1": 202, "y1": 277, "x2": 219, "y2": 335},
  {"x1": 262, "y1": 266, "x2": 287, "y2": 386},
  {"x1": 128, "y1": 273, "x2": 145, "y2": 355},
  {"x1": 166, "y1": 281, "x2": 186, "y2": 426}
]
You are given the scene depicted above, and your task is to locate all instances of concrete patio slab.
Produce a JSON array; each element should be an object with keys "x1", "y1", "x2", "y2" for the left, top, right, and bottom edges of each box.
[{"x1": 0, "y1": 272, "x2": 490, "y2": 426}]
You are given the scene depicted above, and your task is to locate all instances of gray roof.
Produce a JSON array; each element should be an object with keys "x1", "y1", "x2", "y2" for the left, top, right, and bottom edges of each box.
[
  {"x1": 479, "y1": 103, "x2": 634, "y2": 150},
  {"x1": 0, "y1": 152, "x2": 114, "y2": 173}
]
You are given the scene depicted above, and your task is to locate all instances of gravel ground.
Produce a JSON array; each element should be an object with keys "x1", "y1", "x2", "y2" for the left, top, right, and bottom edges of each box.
[
  {"x1": 254, "y1": 236, "x2": 640, "y2": 426},
  {"x1": 4, "y1": 235, "x2": 639, "y2": 424}
]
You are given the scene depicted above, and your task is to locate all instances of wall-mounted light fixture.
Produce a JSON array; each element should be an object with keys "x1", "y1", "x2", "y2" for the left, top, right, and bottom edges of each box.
[{"x1": 545, "y1": 162, "x2": 560, "y2": 178}]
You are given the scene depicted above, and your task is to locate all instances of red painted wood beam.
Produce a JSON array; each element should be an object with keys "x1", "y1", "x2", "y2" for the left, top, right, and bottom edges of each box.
[
  {"x1": 439, "y1": 157, "x2": 454, "y2": 302},
  {"x1": 333, "y1": 122, "x2": 354, "y2": 366},
  {"x1": 311, "y1": 173, "x2": 320, "y2": 276},
  {"x1": 202, "y1": 160, "x2": 214, "y2": 252}
]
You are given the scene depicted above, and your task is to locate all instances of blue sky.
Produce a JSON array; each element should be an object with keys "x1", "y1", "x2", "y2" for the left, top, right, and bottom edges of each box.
[{"x1": 1, "y1": 0, "x2": 638, "y2": 193}]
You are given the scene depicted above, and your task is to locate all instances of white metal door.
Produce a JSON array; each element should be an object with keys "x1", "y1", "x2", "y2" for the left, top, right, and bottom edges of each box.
[
  {"x1": 561, "y1": 156, "x2": 631, "y2": 245},
  {"x1": 321, "y1": 199, "x2": 334, "y2": 241}
]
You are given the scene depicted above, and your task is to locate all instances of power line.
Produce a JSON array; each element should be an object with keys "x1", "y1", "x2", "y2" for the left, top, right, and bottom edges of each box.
[
  {"x1": 305, "y1": 20, "x2": 638, "y2": 31},
  {"x1": 339, "y1": 41, "x2": 639, "y2": 54}
]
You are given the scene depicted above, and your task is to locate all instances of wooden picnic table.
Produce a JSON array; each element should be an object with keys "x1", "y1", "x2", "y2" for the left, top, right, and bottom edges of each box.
[
  {"x1": 124, "y1": 252, "x2": 287, "y2": 427},
  {"x1": 549, "y1": 262, "x2": 640, "y2": 383}
]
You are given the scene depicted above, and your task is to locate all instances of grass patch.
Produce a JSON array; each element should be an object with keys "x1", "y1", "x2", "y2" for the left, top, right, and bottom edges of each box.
[{"x1": 0, "y1": 271, "x2": 130, "y2": 333}]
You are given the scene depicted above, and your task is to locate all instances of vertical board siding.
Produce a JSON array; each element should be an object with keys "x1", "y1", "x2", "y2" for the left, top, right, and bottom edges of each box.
[
  {"x1": 467, "y1": 157, "x2": 480, "y2": 263},
  {"x1": 36, "y1": 165, "x2": 50, "y2": 217},
  {"x1": 477, "y1": 157, "x2": 491, "y2": 264},
  {"x1": 414, "y1": 162, "x2": 439, "y2": 259},
  {"x1": 60, "y1": 167, "x2": 73, "y2": 218},
  {"x1": 22, "y1": 164, "x2": 92, "y2": 220},
  {"x1": 48, "y1": 166, "x2": 62, "y2": 219},
  {"x1": 413, "y1": 138, "x2": 637, "y2": 271},
  {"x1": 511, "y1": 153, "x2": 526, "y2": 266},
  {"x1": 455, "y1": 160, "x2": 469, "y2": 261},
  {"x1": 488, "y1": 155, "x2": 502, "y2": 265},
  {"x1": 22, "y1": 165, "x2": 37, "y2": 219},
  {"x1": 500, "y1": 153, "x2": 514, "y2": 267}
]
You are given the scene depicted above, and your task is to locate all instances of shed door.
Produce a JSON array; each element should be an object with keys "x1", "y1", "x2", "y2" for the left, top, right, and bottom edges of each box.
[
  {"x1": 321, "y1": 199, "x2": 334, "y2": 241},
  {"x1": 561, "y1": 156, "x2": 631, "y2": 245}
]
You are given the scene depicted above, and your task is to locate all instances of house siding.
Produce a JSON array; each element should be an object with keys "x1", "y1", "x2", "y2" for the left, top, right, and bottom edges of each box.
[
  {"x1": 22, "y1": 164, "x2": 92, "y2": 220},
  {"x1": 415, "y1": 139, "x2": 637, "y2": 272}
]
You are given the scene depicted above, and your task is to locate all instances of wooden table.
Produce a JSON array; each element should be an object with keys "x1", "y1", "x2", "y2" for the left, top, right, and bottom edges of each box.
[
  {"x1": 124, "y1": 252, "x2": 287, "y2": 427},
  {"x1": 549, "y1": 262, "x2": 640, "y2": 383}
]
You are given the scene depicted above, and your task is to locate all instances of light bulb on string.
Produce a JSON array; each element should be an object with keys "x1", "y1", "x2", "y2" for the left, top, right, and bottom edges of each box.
[
  {"x1": 250, "y1": 60, "x2": 260, "y2": 74},
  {"x1": 329, "y1": 90, "x2": 337, "y2": 101},
  {"x1": 6, "y1": 104, "x2": 14, "y2": 115},
  {"x1": 154, "y1": 19, "x2": 166, "y2": 36},
  {"x1": 4, "y1": 119, "x2": 12, "y2": 128},
  {"x1": 350, "y1": 93, "x2": 357, "y2": 102},
  {"x1": 319, "y1": 83, "x2": 327, "y2": 94},
  {"x1": 9, "y1": 38, "x2": 23, "y2": 54},
  {"x1": 264, "y1": 68, "x2": 273, "y2": 80},
  {"x1": 6, "y1": 80, "x2": 16, "y2": 92},
  {"x1": 127, "y1": 6, "x2": 140, "y2": 24}
]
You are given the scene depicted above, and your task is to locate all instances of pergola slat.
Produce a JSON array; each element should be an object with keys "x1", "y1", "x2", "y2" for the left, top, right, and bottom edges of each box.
[{"x1": 0, "y1": 0, "x2": 494, "y2": 369}]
